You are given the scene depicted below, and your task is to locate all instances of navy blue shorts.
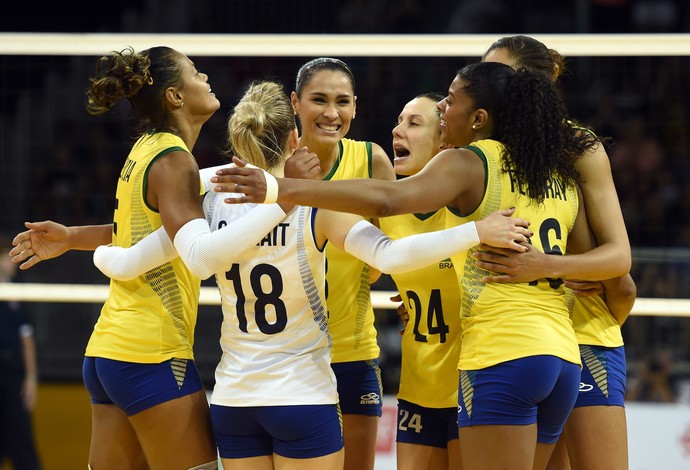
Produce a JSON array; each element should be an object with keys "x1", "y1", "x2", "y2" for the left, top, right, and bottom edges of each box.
[
  {"x1": 396, "y1": 399, "x2": 458, "y2": 448},
  {"x1": 331, "y1": 359, "x2": 383, "y2": 416},
  {"x1": 82, "y1": 356, "x2": 204, "y2": 416},
  {"x1": 210, "y1": 404, "x2": 343, "y2": 459},
  {"x1": 574, "y1": 345, "x2": 626, "y2": 408},
  {"x1": 458, "y1": 355, "x2": 580, "y2": 444}
]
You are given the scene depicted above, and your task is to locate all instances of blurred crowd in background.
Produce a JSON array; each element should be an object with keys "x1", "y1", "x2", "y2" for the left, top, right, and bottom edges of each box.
[{"x1": 1, "y1": 0, "x2": 690, "y2": 402}]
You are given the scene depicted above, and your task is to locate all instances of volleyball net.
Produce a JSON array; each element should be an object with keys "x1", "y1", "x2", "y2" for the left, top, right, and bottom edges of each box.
[
  {"x1": 1, "y1": 32, "x2": 690, "y2": 56},
  {"x1": 0, "y1": 282, "x2": 689, "y2": 318}
]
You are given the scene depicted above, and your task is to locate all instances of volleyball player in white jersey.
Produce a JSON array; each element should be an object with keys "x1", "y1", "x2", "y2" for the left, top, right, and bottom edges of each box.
[{"x1": 92, "y1": 80, "x2": 533, "y2": 470}]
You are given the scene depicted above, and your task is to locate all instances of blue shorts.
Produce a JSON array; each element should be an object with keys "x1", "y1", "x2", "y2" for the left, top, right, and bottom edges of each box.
[
  {"x1": 574, "y1": 345, "x2": 626, "y2": 408},
  {"x1": 331, "y1": 359, "x2": 383, "y2": 416},
  {"x1": 82, "y1": 356, "x2": 204, "y2": 416},
  {"x1": 458, "y1": 355, "x2": 580, "y2": 444},
  {"x1": 396, "y1": 399, "x2": 458, "y2": 448},
  {"x1": 210, "y1": 404, "x2": 343, "y2": 459}
]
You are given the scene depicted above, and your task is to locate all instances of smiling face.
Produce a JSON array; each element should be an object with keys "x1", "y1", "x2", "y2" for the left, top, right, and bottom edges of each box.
[
  {"x1": 291, "y1": 69, "x2": 356, "y2": 146},
  {"x1": 391, "y1": 96, "x2": 445, "y2": 176},
  {"x1": 437, "y1": 76, "x2": 481, "y2": 148},
  {"x1": 174, "y1": 53, "x2": 221, "y2": 118}
]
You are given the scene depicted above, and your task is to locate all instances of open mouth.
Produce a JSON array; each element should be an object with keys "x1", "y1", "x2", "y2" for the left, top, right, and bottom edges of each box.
[{"x1": 393, "y1": 143, "x2": 410, "y2": 161}]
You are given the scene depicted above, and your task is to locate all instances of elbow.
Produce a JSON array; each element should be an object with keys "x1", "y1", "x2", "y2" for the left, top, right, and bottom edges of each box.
[
  {"x1": 108, "y1": 269, "x2": 138, "y2": 282},
  {"x1": 619, "y1": 254, "x2": 633, "y2": 277},
  {"x1": 178, "y1": 250, "x2": 215, "y2": 280},
  {"x1": 373, "y1": 200, "x2": 396, "y2": 218},
  {"x1": 620, "y1": 276, "x2": 638, "y2": 304},
  {"x1": 371, "y1": 188, "x2": 405, "y2": 218},
  {"x1": 606, "y1": 274, "x2": 637, "y2": 304},
  {"x1": 374, "y1": 262, "x2": 398, "y2": 275},
  {"x1": 605, "y1": 257, "x2": 631, "y2": 280},
  {"x1": 187, "y1": 264, "x2": 214, "y2": 281},
  {"x1": 371, "y1": 262, "x2": 404, "y2": 275},
  {"x1": 606, "y1": 275, "x2": 637, "y2": 325}
]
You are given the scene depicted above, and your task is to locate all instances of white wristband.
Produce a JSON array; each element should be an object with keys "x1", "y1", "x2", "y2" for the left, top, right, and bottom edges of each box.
[
  {"x1": 243, "y1": 163, "x2": 278, "y2": 204},
  {"x1": 263, "y1": 171, "x2": 279, "y2": 204}
]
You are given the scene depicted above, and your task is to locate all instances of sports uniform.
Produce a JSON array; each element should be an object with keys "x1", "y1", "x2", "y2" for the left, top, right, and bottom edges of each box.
[
  {"x1": 446, "y1": 139, "x2": 581, "y2": 443},
  {"x1": 568, "y1": 292, "x2": 627, "y2": 407},
  {"x1": 91, "y1": 142, "x2": 491, "y2": 456},
  {"x1": 568, "y1": 124, "x2": 627, "y2": 409},
  {"x1": 83, "y1": 132, "x2": 205, "y2": 414},
  {"x1": 325, "y1": 138, "x2": 383, "y2": 416},
  {"x1": 204, "y1": 189, "x2": 342, "y2": 458},
  {"x1": 380, "y1": 210, "x2": 462, "y2": 447}
]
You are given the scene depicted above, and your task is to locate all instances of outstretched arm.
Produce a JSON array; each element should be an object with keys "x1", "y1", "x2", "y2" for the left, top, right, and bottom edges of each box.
[
  {"x1": 211, "y1": 149, "x2": 474, "y2": 218},
  {"x1": 9, "y1": 221, "x2": 112, "y2": 270},
  {"x1": 95, "y1": 202, "x2": 290, "y2": 281},
  {"x1": 320, "y1": 208, "x2": 531, "y2": 274}
]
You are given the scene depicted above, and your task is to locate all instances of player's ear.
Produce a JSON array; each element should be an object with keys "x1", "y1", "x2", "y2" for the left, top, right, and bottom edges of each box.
[{"x1": 288, "y1": 127, "x2": 299, "y2": 150}]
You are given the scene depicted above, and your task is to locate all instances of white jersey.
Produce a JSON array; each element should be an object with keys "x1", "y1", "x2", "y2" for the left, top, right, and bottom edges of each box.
[{"x1": 205, "y1": 191, "x2": 337, "y2": 407}]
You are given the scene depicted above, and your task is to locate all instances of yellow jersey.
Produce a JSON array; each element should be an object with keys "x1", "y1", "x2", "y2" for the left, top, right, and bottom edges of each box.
[
  {"x1": 445, "y1": 139, "x2": 581, "y2": 370},
  {"x1": 324, "y1": 138, "x2": 379, "y2": 363},
  {"x1": 568, "y1": 291, "x2": 624, "y2": 347},
  {"x1": 380, "y1": 210, "x2": 462, "y2": 408},
  {"x1": 85, "y1": 132, "x2": 202, "y2": 363}
]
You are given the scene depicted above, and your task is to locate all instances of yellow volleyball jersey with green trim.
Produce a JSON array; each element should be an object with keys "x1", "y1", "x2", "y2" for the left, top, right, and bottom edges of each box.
[
  {"x1": 566, "y1": 289, "x2": 624, "y2": 347},
  {"x1": 380, "y1": 210, "x2": 461, "y2": 408},
  {"x1": 445, "y1": 139, "x2": 580, "y2": 370},
  {"x1": 85, "y1": 132, "x2": 202, "y2": 363},
  {"x1": 324, "y1": 138, "x2": 379, "y2": 363}
]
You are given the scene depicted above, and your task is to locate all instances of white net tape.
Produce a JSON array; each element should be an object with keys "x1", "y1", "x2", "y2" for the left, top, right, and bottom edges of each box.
[
  {"x1": 0, "y1": 282, "x2": 687, "y2": 317},
  {"x1": 1, "y1": 33, "x2": 690, "y2": 57}
]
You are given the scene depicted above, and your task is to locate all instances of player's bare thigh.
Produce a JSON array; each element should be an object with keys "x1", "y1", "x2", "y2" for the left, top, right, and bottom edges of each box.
[
  {"x1": 460, "y1": 424, "x2": 538, "y2": 470},
  {"x1": 563, "y1": 405, "x2": 628, "y2": 470},
  {"x1": 342, "y1": 414, "x2": 378, "y2": 470},
  {"x1": 219, "y1": 449, "x2": 344, "y2": 470},
  {"x1": 89, "y1": 403, "x2": 147, "y2": 470},
  {"x1": 397, "y1": 440, "x2": 460, "y2": 470},
  {"x1": 129, "y1": 390, "x2": 217, "y2": 469},
  {"x1": 274, "y1": 448, "x2": 344, "y2": 470}
]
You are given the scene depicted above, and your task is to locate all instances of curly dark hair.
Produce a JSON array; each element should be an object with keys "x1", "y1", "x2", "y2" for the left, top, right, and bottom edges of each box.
[
  {"x1": 86, "y1": 46, "x2": 184, "y2": 132},
  {"x1": 457, "y1": 61, "x2": 599, "y2": 204}
]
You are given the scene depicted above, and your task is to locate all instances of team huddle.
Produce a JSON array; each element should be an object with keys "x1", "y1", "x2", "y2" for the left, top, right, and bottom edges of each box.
[{"x1": 9, "y1": 35, "x2": 635, "y2": 470}]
